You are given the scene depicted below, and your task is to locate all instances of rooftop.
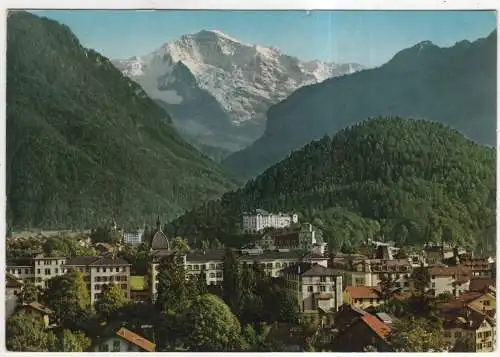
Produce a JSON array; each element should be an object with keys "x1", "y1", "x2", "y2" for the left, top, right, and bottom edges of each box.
[
  {"x1": 345, "y1": 285, "x2": 382, "y2": 299},
  {"x1": 186, "y1": 250, "x2": 225, "y2": 262},
  {"x1": 116, "y1": 327, "x2": 155, "y2": 352},
  {"x1": 360, "y1": 314, "x2": 392, "y2": 341},
  {"x1": 281, "y1": 262, "x2": 340, "y2": 277},
  {"x1": 26, "y1": 301, "x2": 54, "y2": 315}
]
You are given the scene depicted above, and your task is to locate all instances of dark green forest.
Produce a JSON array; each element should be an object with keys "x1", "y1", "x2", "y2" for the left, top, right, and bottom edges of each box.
[
  {"x1": 224, "y1": 30, "x2": 497, "y2": 179},
  {"x1": 6, "y1": 11, "x2": 238, "y2": 229},
  {"x1": 171, "y1": 117, "x2": 496, "y2": 253}
]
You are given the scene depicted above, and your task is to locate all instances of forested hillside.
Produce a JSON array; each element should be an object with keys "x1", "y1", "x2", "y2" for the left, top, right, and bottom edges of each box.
[
  {"x1": 224, "y1": 30, "x2": 497, "y2": 179},
  {"x1": 6, "y1": 11, "x2": 238, "y2": 229},
  {"x1": 171, "y1": 118, "x2": 496, "y2": 253}
]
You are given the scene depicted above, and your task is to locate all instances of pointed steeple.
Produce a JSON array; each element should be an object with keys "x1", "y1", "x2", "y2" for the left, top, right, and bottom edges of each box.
[{"x1": 156, "y1": 215, "x2": 161, "y2": 232}]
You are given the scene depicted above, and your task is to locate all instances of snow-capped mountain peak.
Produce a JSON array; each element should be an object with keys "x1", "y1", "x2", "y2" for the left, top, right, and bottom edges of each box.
[{"x1": 113, "y1": 30, "x2": 363, "y2": 150}]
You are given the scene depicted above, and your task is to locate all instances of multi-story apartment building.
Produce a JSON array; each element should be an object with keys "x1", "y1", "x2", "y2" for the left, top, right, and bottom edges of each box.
[
  {"x1": 281, "y1": 262, "x2": 343, "y2": 323},
  {"x1": 65, "y1": 256, "x2": 131, "y2": 304},
  {"x1": 459, "y1": 256, "x2": 495, "y2": 279},
  {"x1": 184, "y1": 250, "x2": 225, "y2": 285},
  {"x1": 123, "y1": 229, "x2": 144, "y2": 246},
  {"x1": 259, "y1": 224, "x2": 319, "y2": 251},
  {"x1": 330, "y1": 255, "x2": 413, "y2": 291},
  {"x1": 428, "y1": 265, "x2": 471, "y2": 297},
  {"x1": 242, "y1": 209, "x2": 298, "y2": 233},
  {"x1": 6, "y1": 254, "x2": 130, "y2": 305}
]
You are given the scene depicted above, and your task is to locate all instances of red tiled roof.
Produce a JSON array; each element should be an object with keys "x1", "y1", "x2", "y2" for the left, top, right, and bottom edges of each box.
[
  {"x1": 360, "y1": 314, "x2": 392, "y2": 341},
  {"x1": 345, "y1": 285, "x2": 382, "y2": 299},
  {"x1": 116, "y1": 327, "x2": 155, "y2": 352}
]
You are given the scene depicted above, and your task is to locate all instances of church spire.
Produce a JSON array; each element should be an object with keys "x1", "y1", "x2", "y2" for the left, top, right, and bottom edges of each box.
[{"x1": 156, "y1": 215, "x2": 161, "y2": 232}]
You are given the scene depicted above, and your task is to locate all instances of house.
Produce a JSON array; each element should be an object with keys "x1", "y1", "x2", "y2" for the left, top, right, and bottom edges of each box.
[
  {"x1": 330, "y1": 256, "x2": 412, "y2": 291},
  {"x1": 331, "y1": 308, "x2": 392, "y2": 352},
  {"x1": 428, "y1": 265, "x2": 471, "y2": 297},
  {"x1": 242, "y1": 209, "x2": 298, "y2": 233},
  {"x1": 439, "y1": 291, "x2": 495, "y2": 314},
  {"x1": 98, "y1": 327, "x2": 155, "y2": 352},
  {"x1": 23, "y1": 302, "x2": 55, "y2": 328},
  {"x1": 442, "y1": 306, "x2": 495, "y2": 352},
  {"x1": 281, "y1": 262, "x2": 343, "y2": 323},
  {"x1": 344, "y1": 285, "x2": 384, "y2": 309}
]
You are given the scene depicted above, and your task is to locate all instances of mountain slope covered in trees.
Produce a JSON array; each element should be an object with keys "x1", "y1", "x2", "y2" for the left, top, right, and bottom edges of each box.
[
  {"x1": 6, "y1": 11, "x2": 238, "y2": 229},
  {"x1": 223, "y1": 30, "x2": 497, "y2": 179},
  {"x1": 170, "y1": 118, "x2": 496, "y2": 253}
]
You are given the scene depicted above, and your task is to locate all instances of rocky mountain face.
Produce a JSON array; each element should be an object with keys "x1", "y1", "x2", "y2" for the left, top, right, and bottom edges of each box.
[
  {"x1": 113, "y1": 29, "x2": 362, "y2": 153},
  {"x1": 223, "y1": 30, "x2": 497, "y2": 179}
]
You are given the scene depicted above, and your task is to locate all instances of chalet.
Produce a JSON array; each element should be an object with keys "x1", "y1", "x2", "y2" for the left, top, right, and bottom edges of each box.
[
  {"x1": 344, "y1": 285, "x2": 384, "y2": 309},
  {"x1": 98, "y1": 327, "x2": 155, "y2": 352}
]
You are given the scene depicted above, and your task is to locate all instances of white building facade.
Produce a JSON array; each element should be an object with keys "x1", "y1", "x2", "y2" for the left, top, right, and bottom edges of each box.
[{"x1": 242, "y1": 209, "x2": 298, "y2": 233}]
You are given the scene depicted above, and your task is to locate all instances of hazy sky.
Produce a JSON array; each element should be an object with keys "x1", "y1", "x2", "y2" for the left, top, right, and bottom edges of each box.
[{"x1": 33, "y1": 10, "x2": 497, "y2": 67}]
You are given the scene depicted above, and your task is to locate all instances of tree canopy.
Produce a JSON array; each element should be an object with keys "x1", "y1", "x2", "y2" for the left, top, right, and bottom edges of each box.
[{"x1": 171, "y1": 117, "x2": 495, "y2": 253}]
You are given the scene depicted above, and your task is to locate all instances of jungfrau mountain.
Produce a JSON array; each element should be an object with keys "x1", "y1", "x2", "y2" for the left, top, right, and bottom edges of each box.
[{"x1": 113, "y1": 29, "x2": 362, "y2": 155}]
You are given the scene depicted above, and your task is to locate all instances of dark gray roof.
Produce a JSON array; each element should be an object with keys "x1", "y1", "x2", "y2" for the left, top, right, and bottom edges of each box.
[
  {"x1": 6, "y1": 258, "x2": 33, "y2": 267},
  {"x1": 281, "y1": 262, "x2": 340, "y2": 277},
  {"x1": 66, "y1": 256, "x2": 100, "y2": 266},
  {"x1": 238, "y1": 250, "x2": 303, "y2": 261},
  {"x1": 186, "y1": 250, "x2": 225, "y2": 262},
  {"x1": 89, "y1": 256, "x2": 130, "y2": 266}
]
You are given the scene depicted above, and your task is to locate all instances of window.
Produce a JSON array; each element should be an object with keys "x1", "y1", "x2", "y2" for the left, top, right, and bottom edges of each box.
[
  {"x1": 127, "y1": 344, "x2": 134, "y2": 352},
  {"x1": 95, "y1": 285, "x2": 100, "y2": 290},
  {"x1": 44, "y1": 268, "x2": 51, "y2": 275},
  {"x1": 320, "y1": 276, "x2": 327, "y2": 282},
  {"x1": 103, "y1": 268, "x2": 107, "y2": 273},
  {"x1": 24, "y1": 269, "x2": 29, "y2": 274},
  {"x1": 55, "y1": 269, "x2": 59, "y2": 274},
  {"x1": 95, "y1": 277, "x2": 101, "y2": 282},
  {"x1": 17, "y1": 269, "x2": 21, "y2": 274},
  {"x1": 97, "y1": 267, "x2": 100, "y2": 272},
  {"x1": 194, "y1": 265, "x2": 200, "y2": 271},
  {"x1": 209, "y1": 264, "x2": 215, "y2": 270},
  {"x1": 121, "y1": 284, "x2": 127, "y2": 289},
  {"x1": 216, "y1": 272, "x2": 222, "y2": 278},
  {"x1": 283, "y1": 263, "x2": 288, "y2": 268},
  {"x1": 113, "y1": 340, "x2": 120, "y2": 352},
  {"x1": 94, "y1": 293, "x2": 100, "y2": 300},
  {"x1": 275, "y1": 262, "x2": 281, "y2": 268},
  {"x1": 320, "y1": 286, "x2": 326, "y2": 292},
  {"x1": 216, "y1": 264, "x2": 223, "y2": 269},
  {"x1": 483, "y1": 300, "x2": 491, "y2": 306},
  {"x1": 209, "y1": 273, "x2": 215, "y2": 278},
  {"x1": 44, "y1": 260, "x2": 51, "y2": 265},
  {"x1": 307, "y1": 286, "x2": 313, "y2": 292},
  {"x1": 444, "y1": 331, "x2": 451, "y2": 338},
  {"x1": 454, "y1": 331, "x2": 461, "y2": 338},
  {"x1": 266, "y1": 263, "x2": 272, "y2": 269},
  {"x1": 99, "y1": 344, "x2": 109, "y2": 352},
  {"x1": 369, "y1": 298, "x2": 374, "y2": 304},
  {"x1": 37, "y1": 269, "x2": 41, "y2": 274}
]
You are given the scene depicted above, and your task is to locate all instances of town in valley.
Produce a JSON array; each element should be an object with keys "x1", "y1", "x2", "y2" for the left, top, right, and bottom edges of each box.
[{"x1": 4, "y1": 9, "x2": 497, "y2": 353}]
